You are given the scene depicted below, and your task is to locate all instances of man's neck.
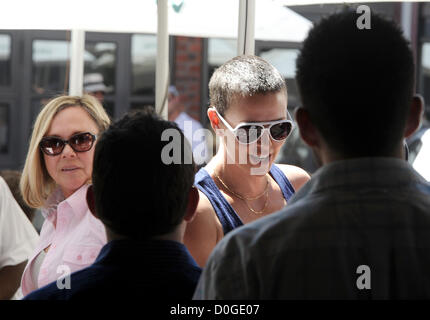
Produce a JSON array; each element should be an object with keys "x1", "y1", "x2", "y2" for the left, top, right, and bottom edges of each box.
[
  {"x1": 106, "y1": 227, "x2": 184, "y2": 243},
  {"x1": 318, "y1": 143, "x2": 405, "y2": 165}
]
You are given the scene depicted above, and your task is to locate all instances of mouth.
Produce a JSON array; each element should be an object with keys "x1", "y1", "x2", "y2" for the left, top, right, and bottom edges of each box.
[
  {"x1": 249, "y1": 154, "x2": 271, "y2": 163},
  {"x1": 61, "y1": 167, "x2": 80, "y2": 172}
]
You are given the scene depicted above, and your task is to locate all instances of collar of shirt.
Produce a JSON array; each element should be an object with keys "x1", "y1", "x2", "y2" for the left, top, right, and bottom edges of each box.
[
  {"x1": 95, "y1": 239, "x2": 201, "y2": 270},
  {"x1": 290, "y1": 157, "x2": 429, "y2": 205},
  {"x1": 174, "y1": 111, "x2": 189, "y2": 125},
  {"x1": 174, "y1": 112, "x2": 202, "y2": 130},
  {"x1": 41, "y1": 188, "x2": 64, "y2": 220},
  {"x1": 41, "y1": 184, "x2": 90, "y2": 222}
]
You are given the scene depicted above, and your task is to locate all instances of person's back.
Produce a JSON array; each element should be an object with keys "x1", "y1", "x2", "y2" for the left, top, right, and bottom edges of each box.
[
  {"x1": 24, "y1": 239, "x2": 200, "y2": 300},
  {"x1": 194, "y1": 10, "x2": 430, "y2": 299},
  {"x1": 0, "y1": 176, "x2": 39, "y2": 300},
  {"x1": 197, "y1": 158, "x2": 430, "y2": 299},
  {"x1": 24, "y1": 110, "x2": 201, "y2": 300}
]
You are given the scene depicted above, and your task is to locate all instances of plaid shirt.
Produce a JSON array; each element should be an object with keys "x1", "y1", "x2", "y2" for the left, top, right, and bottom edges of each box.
[{"x1": 194, "y1": 157, "x2": 430, "y2": 299}]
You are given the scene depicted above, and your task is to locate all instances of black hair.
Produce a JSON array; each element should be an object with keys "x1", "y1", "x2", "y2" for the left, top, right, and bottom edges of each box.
[
  {"x1": 296, "y1": 10, "x2": 415, "y2": 157},
  {"x1": 0, "y1": 170, "x2": 35, "y2": 222},
  {"x1": 92, "y1": 109, "x2": 195, "y2": 240}
]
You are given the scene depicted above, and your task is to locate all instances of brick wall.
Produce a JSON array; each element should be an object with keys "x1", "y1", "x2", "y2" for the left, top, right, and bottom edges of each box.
[{"x1": 173, "y1": 36, "x2": 203, "y2": 122}]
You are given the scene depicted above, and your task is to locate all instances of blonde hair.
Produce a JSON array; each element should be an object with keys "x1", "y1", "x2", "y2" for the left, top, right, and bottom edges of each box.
[{"x1": 20, "y1": 95, "x2": 111, "y2": 208}]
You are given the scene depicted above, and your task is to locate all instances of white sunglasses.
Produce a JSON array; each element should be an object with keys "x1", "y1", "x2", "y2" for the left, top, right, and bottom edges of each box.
[{"x1": 211, "y1": 107, "x2": 295, "y2": 144}]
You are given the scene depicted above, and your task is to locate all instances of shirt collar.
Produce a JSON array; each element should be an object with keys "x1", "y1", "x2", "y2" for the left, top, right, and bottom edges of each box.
[
  {"x1": 63, "y1": 184, "x2": 90, "y2": 219},
  {"x1": 41, "y1": 184, "x2": 90, "y2": 219},
  {"x1": 41, "y1": 187, "x2": 65, "y2": 219},
  {"x1": 95, "y1": 239, "x2": 201, "y2": 269},
  {"x1": 291, "y1": 157, "x2": 428, "y2": 204}
]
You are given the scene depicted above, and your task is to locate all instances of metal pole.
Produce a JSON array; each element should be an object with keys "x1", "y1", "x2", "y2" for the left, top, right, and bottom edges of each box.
[
  {"x1": 401, "y1": 1, "x2": 413, "y2": 41},
  {"x1": 156, "y1": 0, "x2": 169, "y2": 120},
  {"x1": 237, "y1": 0, "x2": 255, "y2": 55},
  {"x1": 69, "y1": 29, "x2": 85, "y2": 96}
]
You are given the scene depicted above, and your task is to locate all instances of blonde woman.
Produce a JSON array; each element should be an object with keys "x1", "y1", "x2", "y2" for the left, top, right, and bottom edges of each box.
[{"x1": 20, "y1": 95, "x2": 110, "y2": 296}]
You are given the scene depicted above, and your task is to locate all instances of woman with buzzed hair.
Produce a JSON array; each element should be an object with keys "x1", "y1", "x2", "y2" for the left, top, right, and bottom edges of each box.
[{"x1": 184, "y1": 55, "x2": 310, "y2": 267}]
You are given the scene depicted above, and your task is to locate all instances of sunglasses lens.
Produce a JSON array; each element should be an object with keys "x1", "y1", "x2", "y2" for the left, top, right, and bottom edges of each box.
[
  {"x1": 70, "y1": 133, "x2": 95, "y2": 152},
  {"x1": 236, "y1": 125, "x2": 263, "y2": 144},
  {"x1": 270, "y1": 122, "x2": 292, "y2": 141},
  {"x1": 40, "y1": 138, "x2": 64, "y2": 155}
]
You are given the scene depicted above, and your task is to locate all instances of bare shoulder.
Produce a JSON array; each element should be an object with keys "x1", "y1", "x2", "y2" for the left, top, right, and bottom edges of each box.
[
  {"x1": 275, "y1": 163, "x2": 311, "y2": 192},
  {"x1": 184, "y1": 189, "x2": 223, "y2": 267}
]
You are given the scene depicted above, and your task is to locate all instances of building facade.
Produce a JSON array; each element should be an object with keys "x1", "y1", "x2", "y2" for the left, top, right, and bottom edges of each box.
[{"x1": 0, "y1": 2, "x2": 428, "y2": 171}]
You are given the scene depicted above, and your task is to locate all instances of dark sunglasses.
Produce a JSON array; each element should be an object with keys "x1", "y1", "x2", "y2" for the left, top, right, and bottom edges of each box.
[
  {"x1": 212, "y1": 108, "x2": 294, "y2": 144},
  {"x1": 39, "y1": 132, "x2": 97, "y2": 156}
]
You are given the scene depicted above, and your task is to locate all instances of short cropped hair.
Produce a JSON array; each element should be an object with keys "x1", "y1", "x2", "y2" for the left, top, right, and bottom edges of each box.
[
  {"x1": 209, "y1": 55, "x2": 286, "y2": 115},
  {"x1": 20, "y1": 95, "x2": 111, "y2": 208},
  {"x1": 92, "y1": 109, "x2": 195, "y2": 240},
  {"x1": 296, "y1": 10, "x2": 415, "y2": 157}
]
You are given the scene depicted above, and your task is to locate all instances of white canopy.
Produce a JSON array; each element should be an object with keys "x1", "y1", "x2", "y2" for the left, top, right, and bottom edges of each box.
[
  {"x1": 0, "y1": 0, "x2": 313, "y2": 114},
  {"x1": 0, "y1": 0, "x2": 311, "y2": 43},
  {"x1": 1, "y1": 0, "x2": 415, "y2": 115}
]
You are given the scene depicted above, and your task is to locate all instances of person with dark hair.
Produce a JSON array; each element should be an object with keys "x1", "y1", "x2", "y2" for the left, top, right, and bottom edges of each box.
[
  {"x1": 184, "y1": 55, "x2": 310, "y2": 267},
  {"x1": 24, "y1": 110, "x2": 201, "y2": 300},
  {"x1": 168, "y1": 85, "x2": 209, "y2": 166},
  {"x1": 194, "y1": 11, "x2": 430, "y2": 299},
  {"x1": 0, "y1": 170, "x2": 36, "y2": 222},
  {"x1": 83, "y1": 73, "x2": 107, "y2": 104}
]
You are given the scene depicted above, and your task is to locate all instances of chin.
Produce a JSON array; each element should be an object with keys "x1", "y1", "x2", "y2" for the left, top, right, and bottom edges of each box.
[
  {"x1": 60, "y1": 180, "x2": 87, "y2": 197},
  {"x1": 246, "y1": 154, "x2": 273, "y2": 176}
]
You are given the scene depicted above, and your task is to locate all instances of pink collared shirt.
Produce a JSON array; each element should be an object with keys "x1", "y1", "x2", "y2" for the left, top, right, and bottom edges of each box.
[{"x1": 21, "y1": 184, "x2": 107, "y2": 296}]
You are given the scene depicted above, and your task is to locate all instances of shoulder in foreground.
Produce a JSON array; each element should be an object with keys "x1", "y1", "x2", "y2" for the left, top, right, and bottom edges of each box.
[
  {"x1": 23, "y1": 282, "x2": 67, "y2": 300},
  {"x1": 187, "y1": 189, "x2": 219, "y2": 234},
  {"x1": 184, "y1": 190, "x2": 221, "y2": 267},
  {"x1": 194, "y1": 189, "x2": 216, "y2": 215},
  {"x1": 275, "y1": 163, "x2": 311, "y2": 192}
]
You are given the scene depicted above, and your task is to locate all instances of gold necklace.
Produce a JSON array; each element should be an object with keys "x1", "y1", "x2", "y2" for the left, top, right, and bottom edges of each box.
[{"x1": 214, "y1": 173, "x2": 270, "y2": 215}]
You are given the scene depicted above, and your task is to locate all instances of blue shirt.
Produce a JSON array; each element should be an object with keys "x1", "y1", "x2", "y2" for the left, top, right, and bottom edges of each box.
[
  {"x1": 194, "y1": 164, "x2": 295, "y2": 234},
  {"x1": 194, "y1": 157, "x2": 430, "y2": 299},
  {"x1": 24, "y1": 239, "x2": 202, "y2": 300}
]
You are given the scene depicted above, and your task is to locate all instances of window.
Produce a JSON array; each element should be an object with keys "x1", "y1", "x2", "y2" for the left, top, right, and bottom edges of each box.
[
  {"x1": 84, "y1": 41, "x2": 117, "y2": 117},
  {"x1": 0, "y1": 104, "x2": 9, "y2": 153},
  {"x1": 32, "y1": 40, "x2": 70, "y2": 95},
  {"x1": 207, "y1": 38, "x2": 237, "y2": 82},
  {"x1": 84, "y1": 41, "x2": 116, "y2": 94},
  {"x1": 259, "y1": 48, "x2": 300, "y2": 107},
  {"x1": 421, "y1": 42, "x2": 430, "y2": 117},
  {"x1": 0, "y1": 35, "x2": 11, "y2": 86},
  {"x1": 131, "y1": 34, "x2": 156, "y2": 96}
]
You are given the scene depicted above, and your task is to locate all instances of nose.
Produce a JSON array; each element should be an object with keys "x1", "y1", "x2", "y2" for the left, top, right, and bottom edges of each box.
[
  {"x1": 61, "y1": 143, "x2": 77, "y2": 158},
  {"x1": 257, "y1": 130, "x2": 271, "y2": 156}
]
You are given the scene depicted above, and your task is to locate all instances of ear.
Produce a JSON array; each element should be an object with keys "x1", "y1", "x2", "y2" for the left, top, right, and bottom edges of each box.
[
  {"x1": 404, "y1": 94, "x2": 424, "y2": 138},
  {"x1": 207, "y1": 107, "x2": 221, "y2": 131},
  {"x1": 86, "y1": 185, "x2": 98, "y2": 219},
  {"x1": 295, "y1": 107, "x2": 320, "y2": 148},
  {"x1": 183, "y1": 186, "x2": 199, "y2": 223},
  {"x1": 173, "y1": 95, "x2": 181, "y2": 104}
]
